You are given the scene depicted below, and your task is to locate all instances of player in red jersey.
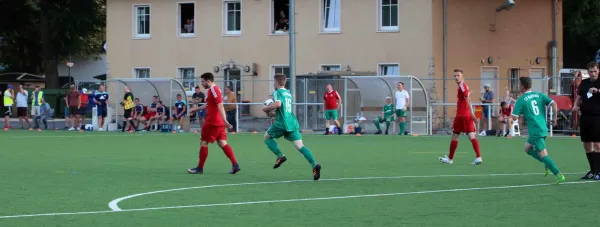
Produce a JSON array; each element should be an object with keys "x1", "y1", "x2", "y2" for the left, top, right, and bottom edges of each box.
[
  {"x1": 496, "y1": 101, "x2": 513, "y2": 137},
  {"x1": 187, "y1": 72, "x2": 240, "y2": 174},
  {"x1": 323, "y1": 84, "x2": 342, "y2": 135},
  {"x1": 439, "y1": 69, "x2": 483, "y2": 165}
]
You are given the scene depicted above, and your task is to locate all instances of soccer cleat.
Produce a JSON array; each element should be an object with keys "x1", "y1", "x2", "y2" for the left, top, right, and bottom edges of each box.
[
  {"x1": 555, "y1": 174, "x2": 566, "y2": 184},
  {"x1": 544, "y1": 168, "x2": 550, "y2": 177},
  {"x1": 439, "y1": 155, "x2": 453, "y2": 164},
  {"x1": 594, "y1": 174, "x2": 600, "y2": 181},
  {"x1": 580, "y1": 171, "x2": 595, "y2": 180},
  {"x1": 471, "y1": 157, "x2": 483, "y2": 165},
  {"x1": 229, "y1": 164, "x2": 241, "y2": 174},
  {"x1": 273, "y1": 156, "x2": 287, "y2": 169},
  {"x1": 187, "y1": 167, "x2": 203, "y2": 174},
  {"x1": 313, "y1": 164, "x2": 322, "y2": 180},
  {"x1": 375, "y1": 131, "x2": 382, "y2": 135}
]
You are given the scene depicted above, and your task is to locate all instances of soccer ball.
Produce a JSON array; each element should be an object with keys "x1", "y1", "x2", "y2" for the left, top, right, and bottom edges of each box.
[{"x1": 263, "y1": 99, "x2": 274, "y2": 106}]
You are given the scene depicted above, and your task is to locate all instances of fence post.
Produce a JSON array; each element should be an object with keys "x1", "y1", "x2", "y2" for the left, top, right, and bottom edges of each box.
[{"x1": 303, "y1": 78, "x2": 308, "y2": 129}]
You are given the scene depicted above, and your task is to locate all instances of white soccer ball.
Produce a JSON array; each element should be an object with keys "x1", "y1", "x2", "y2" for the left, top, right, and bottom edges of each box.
[{"x1": 264, "y1": 99, "x2": 274, "y2": 106}]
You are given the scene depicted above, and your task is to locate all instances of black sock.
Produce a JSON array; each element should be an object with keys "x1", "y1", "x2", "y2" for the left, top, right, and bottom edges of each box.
[
  {"x1": 129, "y1": 120, "x2": 137, "y2": 131},
  {"x1": 325, "y1": 128, "x2": 329, "y2": 134},
  {"x1": 593, "y1": 152, "x2": 600, "y2": 174},
  {"x1": 586, "y1": 153, "x2": 594, "y2": 173},
  {"x1": 122, "y1": 121, "x2": 127, "y2": 131}
]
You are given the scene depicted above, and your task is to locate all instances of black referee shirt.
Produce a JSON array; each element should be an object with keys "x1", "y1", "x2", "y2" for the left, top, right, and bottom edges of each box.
[{"x1": 578, "y1": 78, "x2": 600, "y2": 116}]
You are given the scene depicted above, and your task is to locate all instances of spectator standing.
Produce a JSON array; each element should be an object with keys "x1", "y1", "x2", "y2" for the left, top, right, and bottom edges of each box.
[
  {"x1": 94, "y1": 84, "x2": 109, "y2": 131},
  {"x1": 480, "y1": 84, "x2": 495, "y2": 135},
  {"x1": 224, "y1": 86, "x2": 237, "y2": 132},
  {"x1": 79, "y1": 88, "x2": 89, "y2": 130},
  {"x1": 394, "y1": 82, "x2": 410, "y2": 135},
  {"x1": 3, "y1": 85, "x2": 14, "y2": 129},
  {"x1": 573, "y1": 62, "x2": 600, "y2": 180},
  {"x1": 192, "y1": 86, "x2": 206, "y2": 126},
  {"x1": 34, "y1": 98, "x2": 52, "y2": 130},
  {"x1": 64, "y1": 85, "x2": 81, "y2": 131},
  {"x1": 16, "y1": 85, "x2": 30, "y2": 129},
  {"x1": 30, "y1": 85, "x2": 44, "y2": 118}
]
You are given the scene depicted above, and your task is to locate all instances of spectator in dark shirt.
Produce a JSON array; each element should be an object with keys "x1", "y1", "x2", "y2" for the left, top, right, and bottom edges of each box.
[
  {"x1": 573, "y1": 61, "x2": 600, "y2": 180},
  {"x1": 192, "y1": 86, "x2": 206, "y2": 126},
  {"x1": 64, "y1": 85, "x2": 81, "y2": 131}
]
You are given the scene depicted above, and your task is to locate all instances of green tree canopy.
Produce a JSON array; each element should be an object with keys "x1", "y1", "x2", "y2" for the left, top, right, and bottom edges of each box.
[{"x1": 563, "y1": 0, "x2": 600, "y2": 68}]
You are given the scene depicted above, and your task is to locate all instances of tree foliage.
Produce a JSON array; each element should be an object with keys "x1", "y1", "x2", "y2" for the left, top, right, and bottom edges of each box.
[
  {"x1": 563, "y1": 0, "x2": 600, "y2": 68},
  {"x1": 0, "y1": 0, "x2": 105, "y2": 88}
]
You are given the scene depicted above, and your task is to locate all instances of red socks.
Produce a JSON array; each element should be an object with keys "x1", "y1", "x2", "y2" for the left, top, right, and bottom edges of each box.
[
  {"x1": 470, "y1": 138, "x2": 481, "y2": 158},
  {"x1": 449, "y1": 140, "x2": 458, "y2": 159},
  {"x1": 221, "y1": 144, "x2": 238, "y2": 165},
  {"x1": 198, "y1": 146, "x2": 208, "y2": 168}
]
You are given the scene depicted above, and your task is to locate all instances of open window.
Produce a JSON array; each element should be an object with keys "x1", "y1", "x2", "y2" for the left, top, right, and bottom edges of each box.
[
  {"x1": 321, "y1": 65, "x2": 342, "y2": 72},
  {"x1": 178, "y1": 2, "x2": 195, "y2": 36},
  {"x1": 321, "y1": 0, "x2": 340, "y2": 33},
  {"x1": 271, "y1": 0, "x2": 289, "y2": 34},
  {"x1": 134, "y1": 5, "x2": 151, "y2": 38},
  {"x1": 378, "y1": 64, "x2": 399, "y2": 76}
]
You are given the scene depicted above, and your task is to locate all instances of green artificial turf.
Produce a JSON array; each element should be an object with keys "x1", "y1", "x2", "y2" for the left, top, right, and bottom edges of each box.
[{"x1": 0, "y1": 131, "x2": 598, "y2": 227}]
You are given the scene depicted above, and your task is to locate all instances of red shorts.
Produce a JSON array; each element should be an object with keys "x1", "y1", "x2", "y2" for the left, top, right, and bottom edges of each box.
[
  {"x1": 201, "y1": 124, "x2": 227, "y2": 143},
  {"x1": 453, "y1": 116, "x2": 476, "y2": 134},
  {"x1": 143, "y1": 112, "x2": 156, "y2": 120}
]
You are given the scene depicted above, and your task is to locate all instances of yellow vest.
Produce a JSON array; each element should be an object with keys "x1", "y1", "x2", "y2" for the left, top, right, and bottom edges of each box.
[
  {"x1": 31, "y1": 91, "x2": 44, "y2": 106},
  {"x1": 3, "y1": 90, "x2": 13, "y2": 106}
]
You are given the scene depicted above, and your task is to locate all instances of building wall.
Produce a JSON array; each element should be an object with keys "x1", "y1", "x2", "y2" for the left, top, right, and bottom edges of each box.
[
  {"x1": 106, "y1": 0, "x2": 433, "y2": 104},
  {"x1": 431, "y1": 0, "x2": 563, "y2": 121},
  {"x1": 57, "y1": 54, "x2": 107, "y2": 82}
]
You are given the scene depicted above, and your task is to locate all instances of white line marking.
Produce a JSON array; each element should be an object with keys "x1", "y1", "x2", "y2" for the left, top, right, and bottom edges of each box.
[
  {"x1": 2, "y1": 133, "x2": 183, "y2": 139},
  {"x1": 0, "y1": 180, "x2": 596, "y2": 219},
  {"x1": 107, "y1": 172, "x2": 585, "y2": 211}
]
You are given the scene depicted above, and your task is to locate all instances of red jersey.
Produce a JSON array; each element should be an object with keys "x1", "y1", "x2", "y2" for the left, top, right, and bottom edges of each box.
[
  {"x1": 205, "y1": 85, "x2": 224, "y2": 126},
  {"x1": 456, "y1": 82, "x2": 472, "y2": 117},
  {"x1": 501, "y1": 106, "x2": 512, "y2": 117},
  {"x1": 324, "y1": 90, "x2": 340, "y2": 110}
]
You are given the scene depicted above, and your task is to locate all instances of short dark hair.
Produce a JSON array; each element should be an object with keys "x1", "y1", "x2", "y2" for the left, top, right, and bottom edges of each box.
[
  {"x1": 176, "y1": 94, "x2": 182, "y2": 97},
  {"x1": 134, "y1": 98, "x2": 139, "y2": 101},
  {"x1": 398, "y1": 82, "x2": 404, "y2": 85},
  {"x1": 453, "y1": 69, "x2": 463, "y2": 73},
  {"x1": 153, "y1": 95, "x2": 158, "y2": 98},
  {"x1": 274, "y1": 74, "x2": 286, "y2": 86},
  {"x1": 158, "y1": 101, "x2": 163, "y2": 104},
  {"x1": 195, "y1": 86, "x2": 200, "y2": 89},
  {"x1": 519, "y1": 77, "x2": 532, "y2": 90},
  {"x1": 587, "y1": 61, "x2": 599, "y2": 69},
  {"x1": 500, "y1": 101, "x2": 507, "y2": 107},
  {"x1": 200, "y1": 72, "x2": 214, "y2": 82}
]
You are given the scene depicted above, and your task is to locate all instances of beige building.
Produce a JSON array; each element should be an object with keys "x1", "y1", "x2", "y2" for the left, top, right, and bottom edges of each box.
[{"x1": 106, "y1": 0, "x2": 562, "y2": 126}]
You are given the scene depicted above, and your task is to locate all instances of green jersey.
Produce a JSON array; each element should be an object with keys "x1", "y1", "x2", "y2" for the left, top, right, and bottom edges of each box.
[
  {"x1": 512, "y1": 91, "x2": 554, "y2": 137},
  {"x1": 272, "y1": 88, "x2": 300, "y2": 131},
  {"x1": 383, "y1": 104, "x2": 394, "y2": 118}
]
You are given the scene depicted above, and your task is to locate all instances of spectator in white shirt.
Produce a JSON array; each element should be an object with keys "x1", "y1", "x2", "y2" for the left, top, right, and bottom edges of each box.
[
  {"x1": 394, "y1": 82, "x2": 410, "y2": 135},
  {"x1": 16, "y1": 84, "x2": 30, "y2": 129}
]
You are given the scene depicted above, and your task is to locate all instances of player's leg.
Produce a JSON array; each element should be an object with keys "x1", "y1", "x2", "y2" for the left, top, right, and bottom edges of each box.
[
  {"x1": 216, "y1": 126, "x2": 240, "y2": 174},
  {"x1": 467, "y1": 131, "x2": 483, "y2": 165},
  {"x1": 593, "y1": 142, "x2": 600, "y2": 180},
  {"x1": 324, "y1": 110, "x2": 331, "y2": 135},
  {"x1": 528, "y1": 138, "x2": 564, "y2": 183},
  {"x1": 264, "y1": 127, "x2": 286, "y2": 168},
  {"x1": 289, "y1": 133, "x2": 321, "y2": 180},
  {"x1": 332, "y1": 110, "x2": 342, "y2": 135},
  {"x1": 497, "y1": 116, "x2": 504, "y2": 137},
  {"x1": 188, "y1": 139, "x2": 209, "y2": 174},
  {"x1": 440, "y1": 133, "x2": 460, "y2": 164},
  {"x1": 385, "y1": 117, "x2": 392, "y2": 134},
  {"x1": 373, "y1": 117, "x2": 383, "y2": 134}
]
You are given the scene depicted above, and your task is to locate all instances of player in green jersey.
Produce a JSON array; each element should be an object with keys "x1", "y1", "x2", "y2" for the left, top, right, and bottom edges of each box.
[
  {"x1": 262, "y1": 74, "x2": 322, "y2": 180},
  {"x1": 511, "y1": 77, "x2": 565, "y2": 184},
  {"x1": 373, "y1": 96, "x2": 395, "y2": 134}
]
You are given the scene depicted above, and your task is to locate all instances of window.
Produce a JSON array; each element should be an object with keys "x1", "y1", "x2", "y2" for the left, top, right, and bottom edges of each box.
[
  {"x1": 272, "y1": 65, "x2": 290, "y2": 89},
  {"x1": 321, "y1": 65, "x2": 341, "y2": 72},
  {"x1": 271, "y1": 0, "x2": 289, "y2": 34},
  {"x1": 134, "y1": 68, "x2": 151, "y2": 78},
  {"x1": 321, "y1": 0, "x2": 340, "y2": 33},
  {"x1": 510, "y1": 68, "x2": 520, "y2": 93},
  {"x1": 134, "y1": 5, "x2": 151, "y2": 38},
  {"x1": 178, "y1": 2, "x2": 195, "y2": 36},
  {"x1": 179, "y1": 68, "x2": 196, "y2": 90},
  {"x1": 378, "y1": 64, "x2": 399, "y2": 76},
  {"x1": 378, "y1": 0, "x2": 398, "y2": 31},
  {"x1": 224, "y1": 1, "x2": 242, "y2": 35}
]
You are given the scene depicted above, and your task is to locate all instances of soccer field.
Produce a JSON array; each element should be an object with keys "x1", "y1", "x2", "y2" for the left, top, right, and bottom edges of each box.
[{"x1": 0, "y1": 131, "x2": 597, "y2": 227}]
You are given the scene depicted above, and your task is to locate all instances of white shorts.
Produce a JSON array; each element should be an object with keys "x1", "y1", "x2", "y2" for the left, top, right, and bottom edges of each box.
[{"x1": 31, "y1": 106, "x2": 41, "y2": 116}]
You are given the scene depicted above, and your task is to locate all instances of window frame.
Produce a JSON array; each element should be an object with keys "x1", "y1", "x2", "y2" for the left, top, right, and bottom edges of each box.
[
  {"x1": 223, "y1": 0, "x2": 242, "y2": 36},
  {"x1": 270, "y1": 0, "x2": 290, "y2": 36},
  {"x1": 177, "y1": 1, "x2": 196, "y2": 38},
  {"x1": 270, "y1": 64, "x2": 290, "y2": 92},
  {"x1": 319, "y1": 0, "x2": 341, "y2": 33},
  {"x1": 178, "y1": 67, "x2": 196, "y2": 90},
  {"x1": 320, "y1": 64, "x2": 342, "y2": 72},
  {"x1": 376, "y1": 0, "x2": 399, "y2": 32},
  {"x1": 133, "y1": 67, "x2": 151, "y2": 79},
  {"x1": 132, "y1": 4, "x2": 152, "y2": 39},
  {"x1": 377, "y1": 63, "x2": 400, "y2": 76}
]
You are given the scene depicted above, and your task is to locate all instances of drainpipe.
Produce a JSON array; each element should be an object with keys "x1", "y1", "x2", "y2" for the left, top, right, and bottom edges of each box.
[
  {"x1": 551, "y1": 0, "x2": 558, "y2": 94},
  {"x1": 442, "y1": 0, "x2": 448, "y2": 128}
]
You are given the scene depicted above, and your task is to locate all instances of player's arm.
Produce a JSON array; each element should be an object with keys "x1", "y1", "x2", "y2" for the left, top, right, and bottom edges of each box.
[
  {"x1": 190, "y1": 104, "x2": 206, "y2": 112},
  {"x1": 336, "y1": 91, "x2": 342, "y2": 110},
  {"x1": 573, "y1": 95, "x2": 581, "y2": 111},
  {"x1": 64, "y1": 94, "x2": 69, "y2": 107},
  {"x1": 543, "y1": 94, "x2": 558, "y2": 125},
  {"x1": 405, "y1": 92, "x2": 410, "y2": 110},
  {"x1": 511, "y1": 100, "x2": 522, "y2": 121},
  {"x1": 263, "y1": 100, "x2": 281, "y2": 112},
  {"x1": 78, "y1": 94, "x2": 82, "y2": 108},
  {"x1": 217, "y1": 103, "x2": 231, "y2": 126}
]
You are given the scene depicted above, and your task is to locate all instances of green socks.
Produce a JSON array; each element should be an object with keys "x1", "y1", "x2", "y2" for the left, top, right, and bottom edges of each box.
[
  {"x1": 400, "y1": 122, "x2": 406, "y2": 134},
  {"x1": 299, "y1": 146, "x2": 317, "y2": 168},
  {"x1": 265, "y1": 138, "x2": 283, "y2": 158},
  {"x1": 385, "y1": 122, "x2": 390, "y2": 132},
  {"x1": 526, "y1": 149, "x2": 543, "y2": 163},
  {"x1": 373, "y1": 119, "x2": 381, "y2": 131},
  {"x1": 542, "y1": 156, "x2": 560, "y2": 175}
]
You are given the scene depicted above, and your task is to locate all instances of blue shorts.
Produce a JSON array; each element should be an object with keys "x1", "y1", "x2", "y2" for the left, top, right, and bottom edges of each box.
[
  {"x1": 64, "y1": 107, "x2": 70, "y2": 117},
  {"x1": 197, "y1": 110, "x2": 206, "y2": 117},
  {"x1": 482, "y1": 107, "x2": 490, "y2": 118},
  {"x1": 79, "y1": 106, "x2": 87, "y2": 115},
  {"x1": 173, "y1": 113, "x2": 187, "y2": 118},
  {"x1": 97, "y1": 106, "x2": 107, "y2": 117}
]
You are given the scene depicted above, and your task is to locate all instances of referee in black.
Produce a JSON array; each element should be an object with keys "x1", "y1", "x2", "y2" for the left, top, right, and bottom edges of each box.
[{"x1": 573, "y1": 61, "x2": 600, "y2": 180}]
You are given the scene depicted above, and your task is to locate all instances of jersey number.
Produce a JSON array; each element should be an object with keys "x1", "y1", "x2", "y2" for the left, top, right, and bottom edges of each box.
[
  {"x1": 531, "y1": 100, "x2": 540, "y2": 115},
  {"x1": 285, "y1": 99, "x2": 292, "y2": 113}
]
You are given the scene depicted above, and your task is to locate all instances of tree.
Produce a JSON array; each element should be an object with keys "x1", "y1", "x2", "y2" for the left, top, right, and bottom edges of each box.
[
  {"x1": 0, "y1": 0, "x2": 105, "y2": 88},
  {"x1": 563, "y1": 0, "x2": 600, "y2": 68}
]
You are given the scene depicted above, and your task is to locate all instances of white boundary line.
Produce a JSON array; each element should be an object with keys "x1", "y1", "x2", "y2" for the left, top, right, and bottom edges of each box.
[
  {"x1": 0, "y1": 173, "x2": 598, "y2": 219},
  {"x1": 0, "y1": 179, "x2": 596, "y2": 219}
]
